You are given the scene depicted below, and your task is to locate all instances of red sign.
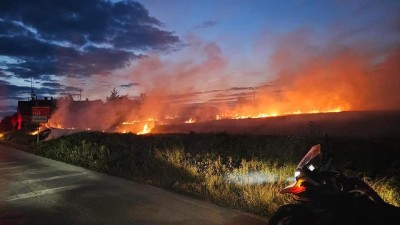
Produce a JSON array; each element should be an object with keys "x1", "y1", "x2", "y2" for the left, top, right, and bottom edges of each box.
[
  {"x1": 32, "y1": 107, "x2": 50, "y2": 116},
  {"x1": 32, "y1": 107, "x2": 50, "y2": 122}
]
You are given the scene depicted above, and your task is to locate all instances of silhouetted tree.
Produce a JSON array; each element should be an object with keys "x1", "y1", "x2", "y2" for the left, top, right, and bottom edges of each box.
[{"x1": 107, "y1": 88, "x2": 120, "y2": 102}]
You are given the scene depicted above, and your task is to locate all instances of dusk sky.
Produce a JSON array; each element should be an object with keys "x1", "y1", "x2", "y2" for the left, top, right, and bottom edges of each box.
[{"x1": 1, "y1": 0, "x2": 400, "y2": 118}]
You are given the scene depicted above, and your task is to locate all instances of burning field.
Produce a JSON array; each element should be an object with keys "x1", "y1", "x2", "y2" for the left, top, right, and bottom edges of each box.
[
  {"x1": 1, "y1": 1, "x2": 400, "y2": 222},
  {"x1": 34, "y1": 33, "x2": 400, "y2": 138},
  {"x1": 38, "y1": 109, "x2": 400, "y2": 141}
]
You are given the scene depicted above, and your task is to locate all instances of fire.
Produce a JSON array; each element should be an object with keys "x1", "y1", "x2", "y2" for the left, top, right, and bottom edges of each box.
[
  {"x1": 35, "y1": 106, "x2": 343, "y2": 138},
  {"x1": 137, "y1": 123, "x2": 151, "y2": 135},
  {"x1": 184, "y1": 118, "x2": 196, "y2": 123},
  {"x1": 214, "y1": 108, "x2": 342, "y2": 120},
  {"x1": 30, "y1": 130, "x2": 39, "y2": 135},
  {"x1": 115, "y1": 117, "x2": 157, "y2": 134},
  {"x1": 121, "y1": 120, "x2": 140, "y2": 125},
  {"x1": 29, "y1": 124, "x2": 49, "y2": 135},
  {"x1": 37, "y1": 31, "x2": 400, "y2": 137}
]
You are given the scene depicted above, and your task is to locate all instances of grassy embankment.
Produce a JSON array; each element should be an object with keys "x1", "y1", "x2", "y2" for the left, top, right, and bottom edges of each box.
[{"x1": 1, "y1": 131, "x2": 399, "y2": 217}]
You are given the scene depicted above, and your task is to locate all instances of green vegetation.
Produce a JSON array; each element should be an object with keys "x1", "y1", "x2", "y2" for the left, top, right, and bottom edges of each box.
[
  {"x1": 1, "y1": 130, "x2": 399, "y2": 216},
  {"x1": 0, "y1": 128, "x2": 37, "y2": 152}
]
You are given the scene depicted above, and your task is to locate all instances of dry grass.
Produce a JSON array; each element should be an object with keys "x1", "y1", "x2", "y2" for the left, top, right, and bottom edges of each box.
[
  {"x1": 155, "y1": 147, "x2": 400, "y2": 216},
  {"x1": 6, "y1": 131, "x2": 398, "y2": 217},
  {"x1": 155, "y1": 147, "x2": 296, "y2": 216},
  {"x1": 364, "y1": 177, "x2": 400, "y2": 207}
]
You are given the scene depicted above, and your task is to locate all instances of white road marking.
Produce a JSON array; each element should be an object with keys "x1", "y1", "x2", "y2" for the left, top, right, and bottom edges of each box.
[
  {"x1": 7, "y1": 169, "x2": 54, "y2": 176},
  {"x1": 0, "y1": 169, "x2": 48, "y2": 182},
  {"x1": 0, "y1": 165, "x2": 25, "y2": 171},
  {"x1": 11, "y1": 172, "x2": 86, "y2": 184},
  {"x1": 6, "y1": 184, "x2": 82, "y2": 201},
  {"x1": 0, "y1": 162, "x2": 18, "y2": 166}
]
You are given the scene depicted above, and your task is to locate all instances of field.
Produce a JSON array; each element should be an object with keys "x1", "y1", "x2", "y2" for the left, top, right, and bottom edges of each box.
[
  {"x1": 1, "y1": 111, "x2": 400, "y2": 217},
  {"x1": 154, "y1": 110, "x2": 400, "y2": 137}
]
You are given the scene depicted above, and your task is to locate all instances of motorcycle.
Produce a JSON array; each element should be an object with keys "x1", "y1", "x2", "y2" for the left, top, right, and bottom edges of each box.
[{"x1": 268, "y1": 144, "x2": 399, "y2": 225}]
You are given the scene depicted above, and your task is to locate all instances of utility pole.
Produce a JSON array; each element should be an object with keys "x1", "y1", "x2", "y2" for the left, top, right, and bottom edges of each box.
[{"x1": 31, "y1": 77, "x2": 34, "y2": 100}]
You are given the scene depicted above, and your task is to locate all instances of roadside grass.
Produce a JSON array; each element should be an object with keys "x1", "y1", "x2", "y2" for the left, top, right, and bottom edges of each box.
[
  {"x1": 364, "y1": 177, "x2": 400, "y2": 207},
  {"x1": 156, "y1": 148, "x2": 296, "y2": 215},
  {"x1": 2, "y1": 130, "x2": 399, "y2": 216}
]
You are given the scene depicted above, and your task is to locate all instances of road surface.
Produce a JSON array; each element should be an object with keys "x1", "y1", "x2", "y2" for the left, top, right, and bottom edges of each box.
[{"x1": 0, "y1": 144, "x2": 267, "y2": 225}]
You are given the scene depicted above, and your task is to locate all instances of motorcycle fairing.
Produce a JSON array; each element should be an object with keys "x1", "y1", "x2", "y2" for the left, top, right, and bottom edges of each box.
[{"x1": 296, "y1": 144, "x2": 321, "y2": 170}]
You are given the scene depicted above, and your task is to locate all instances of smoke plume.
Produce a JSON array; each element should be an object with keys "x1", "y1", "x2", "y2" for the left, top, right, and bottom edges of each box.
[{"x1": 48, "y1": 29, "x2": 400, "y2": 133}]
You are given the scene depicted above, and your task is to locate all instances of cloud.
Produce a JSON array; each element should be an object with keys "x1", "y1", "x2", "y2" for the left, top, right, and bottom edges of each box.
[
  {"x1": 0, "y1": 80, "x2": 30, "y2": 101},
  {"x1": 0, "y1": 76, "x2": 86, "y2": 116},
  {"x1": 0, "y1": 104, "x2": 17, "y2": 117},
  {"x1": 194, "y1": 20, "x2": 217, "y2": 29},
  {"x1": 0, "y1": 0, "x2": 181, "y2": 79},
  {"x1": 228, "y1": 87, "x2": 257, "y2": 91},
  {"x1": 41, "y1": 82, "x2": 64, "y2": 89},
  {"x1": 120, "y1": 82, "x2": 140, "y2": 88},
  {"x1": 0, "y1": 79, "x2": 81, "y2": 102}
]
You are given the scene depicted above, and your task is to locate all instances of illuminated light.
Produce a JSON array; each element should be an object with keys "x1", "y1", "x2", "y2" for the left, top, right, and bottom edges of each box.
[
  {"x1": 308, "y1": 164, "x2": 315, "y2": 171},
  {"x1": 294, "y1": 171, "x2": 301, "y2": 178},
  {"x1": 0, "y1": 133, "x2": 4, "y2": 139},
  {"x1": 224, "y1": 171, "x2": 278, "y2": 185},
  {"x1": 286, "y1": 176, "x2": 296, "y2": 183}
]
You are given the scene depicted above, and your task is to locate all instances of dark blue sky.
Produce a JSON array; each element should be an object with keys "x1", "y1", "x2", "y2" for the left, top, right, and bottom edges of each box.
[{"x1": 1, "y1": 0, "x2": 399, "y2": 117}]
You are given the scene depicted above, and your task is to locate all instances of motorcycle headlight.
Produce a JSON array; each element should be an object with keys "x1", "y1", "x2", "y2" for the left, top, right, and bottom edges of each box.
[
  {"x1": 294, "y1": 171, "x2": 301, "y2": 178},
  {"x1": 308, "y1": 164, "x2": 315, "y2": 171}
]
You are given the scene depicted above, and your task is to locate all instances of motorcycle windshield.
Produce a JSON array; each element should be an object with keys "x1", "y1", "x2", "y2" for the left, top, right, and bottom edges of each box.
[{"x1": 296, "y1": 144, "x2": 321, "y2": 169}]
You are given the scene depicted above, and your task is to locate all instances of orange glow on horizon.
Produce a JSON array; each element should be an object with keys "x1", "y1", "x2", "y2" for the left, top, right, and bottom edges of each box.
[
  {"x1": 41, "y1": 107, "x2": 343, "y2": 136},
  {"x1": 214, "y1": 107, "x2": 342, "y2": 120}
]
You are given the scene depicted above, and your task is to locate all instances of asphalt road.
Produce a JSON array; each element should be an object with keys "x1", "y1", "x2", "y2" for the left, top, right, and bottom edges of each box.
[{"x1": 0, "y1": 144, "x2": 267, "y2": 225}]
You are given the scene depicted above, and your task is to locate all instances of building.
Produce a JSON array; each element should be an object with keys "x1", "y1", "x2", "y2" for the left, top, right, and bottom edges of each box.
[{"x1": 17, "y1": 97, "x2": 57, "y2": 127}]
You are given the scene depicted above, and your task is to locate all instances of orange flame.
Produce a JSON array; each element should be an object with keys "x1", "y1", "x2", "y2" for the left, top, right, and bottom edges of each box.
[
  {"x1": 215, "y1": 108, "x2": 341, "y2": 121},
  {"x1": 39, "y1": 108, "x2": 343, "y2": 137},
  {"x1": 184, "y1": 118, "x2": 196, "y2": 123},
  {"x1": 137, "y1": 123, "x2": 152, "y2": 135}
]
